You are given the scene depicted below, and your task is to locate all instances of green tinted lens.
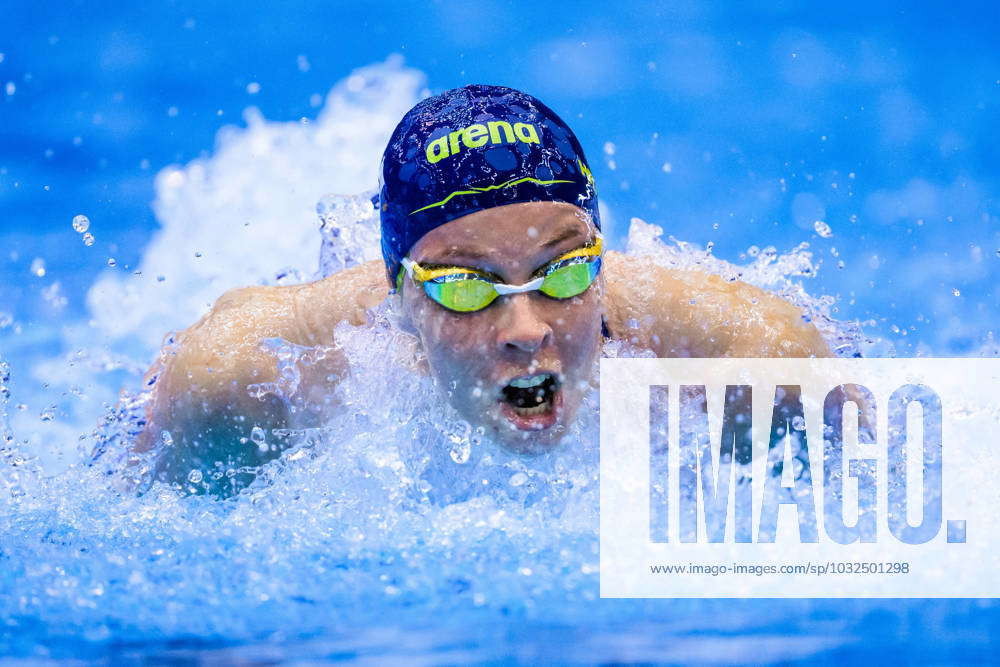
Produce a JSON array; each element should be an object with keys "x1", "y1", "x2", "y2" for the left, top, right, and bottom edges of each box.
[
  {"x1": 424, "y1": 277, "x2": 498, "y2": 312},
  {"x1": 539, "y1": 257, "x2": 601, "y2": 298}
]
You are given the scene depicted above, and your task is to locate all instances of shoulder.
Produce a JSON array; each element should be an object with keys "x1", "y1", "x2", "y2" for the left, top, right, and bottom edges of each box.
[
  {"x1": 165, "y1": 260, "x2": 389, "y2": 384},
  {"x1": 202, "y1": 260, "x2": 389, "y2": 346},
  {"x1": 602, "y1": 251, "x2": 829, "y2": 358},
  {"x1": 291, "y1": 260, "x2": 389, "y2": 341}
]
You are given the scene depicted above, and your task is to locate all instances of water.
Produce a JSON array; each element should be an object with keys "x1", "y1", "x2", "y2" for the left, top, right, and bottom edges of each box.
[{"x1": 1, "y1": 56, "x2": 998, "y2": 664}]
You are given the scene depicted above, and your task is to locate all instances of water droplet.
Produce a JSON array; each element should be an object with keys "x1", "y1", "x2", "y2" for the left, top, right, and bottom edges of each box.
[
  {"x1": 157, "y1": 275, "x2": 166, "y2": 282},
  {"x1": 187, "y1": 469, "x2": 203, "y2": 483},
  {"x1": 39, "y1": 405, "x2": 56, "y2": 422},
  {"x1": 194, "y1": 251, "x2": 202, "y2": 258},
  {"x1": 450, "y1": 441, "x2": 471, "y2": 464},
  {"x1": 250, "y1": 426, "x2": 267, "y2": 451},
  {"x1": 107, "y1": 258, "x2": 117, "y2": 267},
  {"x1": 813, "y1": 220, "x2": 833, "y2": 238},
  {"x1": 30, "y1": 258, "x2": 46, "y2": 277},
  {"x1": 952, "y1": 288, "x2": 961, "y2": 297},
  {"x1": 71, "y1": 214, "x2": 90, "y2": 233},
  {"x1": 82, "y1": 233, "x2": 95, "y2": 246}
]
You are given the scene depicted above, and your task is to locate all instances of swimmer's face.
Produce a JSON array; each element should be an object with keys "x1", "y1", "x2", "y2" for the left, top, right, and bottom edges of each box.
[{"x1": 399, "y1": 201, "x2": 604, "y2": 452}]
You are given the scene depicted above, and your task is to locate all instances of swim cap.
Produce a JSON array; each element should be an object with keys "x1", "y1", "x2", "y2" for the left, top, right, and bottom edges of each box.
[{"x1": 378, "y1": 84, "x2": 600, "y2": 287}]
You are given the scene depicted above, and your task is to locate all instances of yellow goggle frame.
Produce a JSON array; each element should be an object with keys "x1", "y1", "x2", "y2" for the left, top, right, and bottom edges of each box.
[{"x1": 399, "y1": 235, "x2": 603, "y2": 312}]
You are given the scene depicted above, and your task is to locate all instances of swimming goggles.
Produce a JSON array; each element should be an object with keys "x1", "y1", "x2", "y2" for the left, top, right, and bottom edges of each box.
[{"x1": 398, "y1": 235, "x2": 603, "y2": 313}]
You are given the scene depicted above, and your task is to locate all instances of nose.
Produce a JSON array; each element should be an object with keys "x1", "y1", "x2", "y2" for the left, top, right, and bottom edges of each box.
[{"x1": 495, "y1": 293, "x2": 553, "y2": 354}]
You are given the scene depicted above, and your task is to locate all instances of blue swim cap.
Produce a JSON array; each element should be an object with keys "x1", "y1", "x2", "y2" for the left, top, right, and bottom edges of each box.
[{"x1": 378, "y1": 84, "x2": 600, "y2": 287}]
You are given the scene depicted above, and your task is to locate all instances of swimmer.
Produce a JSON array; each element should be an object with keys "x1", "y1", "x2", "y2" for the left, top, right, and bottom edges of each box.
[{"x1": 129, "y1": 85, "x2": 831, "y2": 495}]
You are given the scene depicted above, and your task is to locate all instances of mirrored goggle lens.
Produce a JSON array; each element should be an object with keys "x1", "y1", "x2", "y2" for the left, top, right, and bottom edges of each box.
[
  {"x1": 424, "y1": 277, "x2": 498, "y2": 312},
  {"x1": 539, "y1": 257, "x2": 601, "y2": 299}
]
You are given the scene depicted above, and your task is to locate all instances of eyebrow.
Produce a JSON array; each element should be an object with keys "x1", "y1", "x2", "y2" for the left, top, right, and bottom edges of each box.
[
  {"x1": 422, "y1": 246, "x2": 493, "y2": 265},
  {"x1": 539, "y1": 224, "x2": 587, "y2": 250}
]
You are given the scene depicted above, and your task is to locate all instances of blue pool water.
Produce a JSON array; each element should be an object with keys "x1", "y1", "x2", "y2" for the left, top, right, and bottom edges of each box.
[{"x1": 2, "y1": 2, "x2": 999, "y2": 662}]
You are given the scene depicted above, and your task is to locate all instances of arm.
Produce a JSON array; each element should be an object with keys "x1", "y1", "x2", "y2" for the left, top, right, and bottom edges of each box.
[
  {"x1": 602, "y1": 251, "x2": 831, "y2": 358},
  {"x1": 130, "y1": 260, "x2": 388, "y2": 495}
]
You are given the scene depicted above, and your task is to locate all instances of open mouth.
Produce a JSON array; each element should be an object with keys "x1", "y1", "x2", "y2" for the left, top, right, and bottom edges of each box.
[{"x1": 498, "y1": 372, "x2": 562, "y2": 430}]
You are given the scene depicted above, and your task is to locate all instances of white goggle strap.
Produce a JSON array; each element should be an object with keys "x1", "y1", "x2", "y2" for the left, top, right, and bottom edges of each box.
[{"x1": 493, "y1": 276, "x2": 545, "y2": 296}]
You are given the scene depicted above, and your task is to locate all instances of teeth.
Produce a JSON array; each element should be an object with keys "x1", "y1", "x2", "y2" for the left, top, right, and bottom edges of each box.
[
  {"x1": 513, "y1": 404, "x2": 549, "y2": 416},
  {"x1": 510, "y1": 374, "x2": 549, "y2": 389}
]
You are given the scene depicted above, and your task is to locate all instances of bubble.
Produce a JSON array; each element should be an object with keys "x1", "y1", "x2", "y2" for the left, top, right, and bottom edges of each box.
[
  {"x1": 246, "y1": 82, "x2": 261, "y2": 94},
  {"x1": 30, "y1": 258, "x2": 45, "y2": 277},
  {"x1": 509, "y1": 472, "x2": 528, "y2": 487},
  {"x1": 661, "y1": 162, "x2": 672, "y2": 173},
  {"x1": 82, "y1": 233, "x2": 95, "y2": 246},
  {"x1": 161, "y1": 431, "x2": 174, "y2": 447},
  {"x1": 792, "y1": 415, "x2": 806, "y2": 431},
  {"x1": 449, "y1": 441, "x2": 471, "y2": 464},
  {"x1": 39, "y1": 405, "x2": 56, "y2": 422},
  {"x1": 71, "y1": 214, "x2": 90, "y2": 233},
  {"x1": 187, "y1": 469, "x2": 203, "y2": 484},
  {"x1": 250, "y1": 426, "x2": 267, "y2": 451},
  {"x1": 952, "y1": 288, "x2": 961, "y2": 297},
  {"x1": 813, "y1": 220, "x2": 833, "y2": 238},
  {"x1": 107, "y1": 258, "x2": 117, "y2": 268}
]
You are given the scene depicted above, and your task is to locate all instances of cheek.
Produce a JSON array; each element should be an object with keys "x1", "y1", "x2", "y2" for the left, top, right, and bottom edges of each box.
[
  {"x1": 413, "y1": 306, "x2": 489, "y2": 375},
  {"x1": 553, "y1": 294, "x2": 602, "y2": 343}
]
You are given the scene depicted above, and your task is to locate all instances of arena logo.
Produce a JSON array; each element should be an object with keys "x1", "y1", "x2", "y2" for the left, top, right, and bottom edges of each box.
[
  {"x1": 599, "y1": 358, "x2": 1000, "y2": 597},
  {"x1": 424, "y1": 120, "x2": 540, "y2": 164}
]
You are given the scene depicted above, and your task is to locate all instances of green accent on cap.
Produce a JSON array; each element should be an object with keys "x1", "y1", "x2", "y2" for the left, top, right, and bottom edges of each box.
[{"x1": 409, "y1": 176, "x2": 574, "y2": 215}]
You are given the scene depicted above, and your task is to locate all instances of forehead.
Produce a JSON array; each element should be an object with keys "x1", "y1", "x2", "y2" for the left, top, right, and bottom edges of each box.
[{"x1": 410, "y1": 202, "x2": 594, "y2": 264}]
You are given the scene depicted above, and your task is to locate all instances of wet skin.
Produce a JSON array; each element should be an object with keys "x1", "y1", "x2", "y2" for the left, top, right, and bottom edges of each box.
[
  {"x1": 127, "y1": 201, "x2": 832, "y2": 495},
  {"x1": 398, "y1": 203, "x2": 604, "y2": 452}
]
